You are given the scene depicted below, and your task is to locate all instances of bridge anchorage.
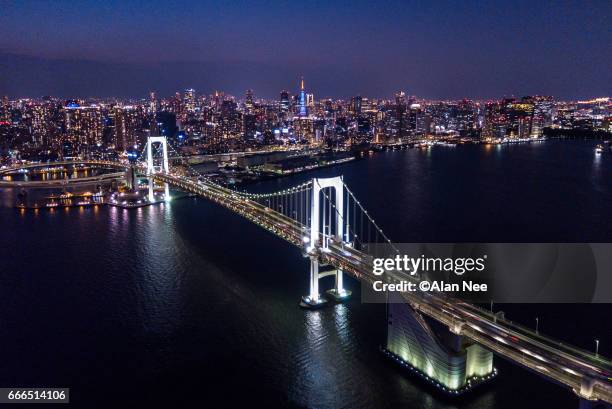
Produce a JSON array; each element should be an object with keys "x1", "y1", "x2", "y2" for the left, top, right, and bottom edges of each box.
[
  {"x1": 300, "y1": 176, "x2": 352, "y2": 309},
  {"x1": 384, "y1": 293, "x2": 496, "y2": 396}
]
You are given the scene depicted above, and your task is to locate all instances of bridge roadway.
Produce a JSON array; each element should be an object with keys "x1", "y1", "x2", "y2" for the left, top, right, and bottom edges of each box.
[
  {"x1": 155, "y1": 171, "x2": 612, "y2": 403},
  {"x1": 2, "y1": 161, "x2": 610, "y2": 402},
  {"x1": 0, "y1": 160, "x2": 126, "y2": 188}
]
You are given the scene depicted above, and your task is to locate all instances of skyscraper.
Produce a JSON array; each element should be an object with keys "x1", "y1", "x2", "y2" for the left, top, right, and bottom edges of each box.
[
  {"x1": 279, "y1": 90, "x2": 290, "y2": 113},
  {"x1": 149, "y1": 91, "x2": 158, "y2": 114},
  {"x1": 306, "y1": 93, "x2": 314, "y2": 109},
  {"x1": 1, "y1": 96, "x2": 10, "y2": 122},
  {"x1": 527, "y1": 96, "x2": 554, "y2": 137},
  {"x1": 64, "y1": 103, "x2": 104, "y2": 153},
  {"x1": 394, "y1": 91, "x2": 407, "y2": 140},
  {"x1": 508, "y1": 100, "x2": 534, "y2": 138},
  {"x1": 351, "y1": 96, "x2": 362, "y2": 114},
  {"x1": 456, "y1": 99, "x2": 476, "y2": 134},
  {"x1": 184, "y1": 89, "x2": 196, "y2": 113},
  {"x1": 245, "y1": 89, "x2": 254, "y2": 114},
  {"x1": 113, "y1": 107, "x2": 136, "y2": 151}
]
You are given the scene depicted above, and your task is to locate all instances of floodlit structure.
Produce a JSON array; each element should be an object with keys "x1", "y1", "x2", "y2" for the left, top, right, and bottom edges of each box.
[
  {"x1": 302, "y1": 176, "x2": 350, "y2": 308},
  {"x1": 385, "y1": 293, "x2": 495, "y2": 394},
  {"x1": 145, "y1": 136, "x2": 170, "y2": 201}
]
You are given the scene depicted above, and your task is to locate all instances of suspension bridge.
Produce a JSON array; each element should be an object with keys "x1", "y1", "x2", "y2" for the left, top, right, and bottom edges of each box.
[{"x1": 2, "y1": 136, "x2": 610, "y2": 408}]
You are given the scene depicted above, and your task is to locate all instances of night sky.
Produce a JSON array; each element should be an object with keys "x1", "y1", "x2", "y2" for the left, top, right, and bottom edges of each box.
[{"x1": 0, "y1": 0, "x2": 610, "y2": 99}]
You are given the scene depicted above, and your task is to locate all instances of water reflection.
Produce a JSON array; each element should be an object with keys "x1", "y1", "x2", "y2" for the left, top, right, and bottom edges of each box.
[
  {"x1": 296, "y1": 309, "x2": 340, "y2": 408},
  {"x1": 593, "y1": 151, "x2": 601, "y2": 168},
  {"x1": 137, "y1": 204, "x2": 182, "y2": 338},
  {"x1": 333, "y1": 303, "x2": 350, "y2": 345}
]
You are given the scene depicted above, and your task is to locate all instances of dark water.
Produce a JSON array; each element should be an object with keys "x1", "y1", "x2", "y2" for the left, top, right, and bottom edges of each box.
[{"x1": 0, "y1": 140, "x2": 610, "y2": 409}]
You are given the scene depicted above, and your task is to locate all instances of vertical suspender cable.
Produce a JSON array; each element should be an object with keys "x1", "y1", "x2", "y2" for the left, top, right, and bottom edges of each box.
[
  {"x1": 328, "y1": 188, "x2": 332, "y2": 241},
  {"x1": 360, "y1": 209, "x2": 364, "y2": 250},
  {"x1": 322, "y1": 189, "x2": 326, "y2": 246}
]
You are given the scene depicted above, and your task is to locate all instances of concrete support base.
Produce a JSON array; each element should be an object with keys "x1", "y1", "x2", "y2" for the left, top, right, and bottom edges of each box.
[
  {"x1": 148, "y1": 178, "x2": 154, "y2": 202},
  {"x1": 325, "y1": 288, "x2": 352, "y2": 302},
  {"x1": 164, "y1": 183, "x2": 170, "y2": 201},
  {"x1": 381, "y1": 348, "x2": 497, "y2": 396},
  {"x1": 299, "y1": 295, "x2": 328, "y2": 309}
]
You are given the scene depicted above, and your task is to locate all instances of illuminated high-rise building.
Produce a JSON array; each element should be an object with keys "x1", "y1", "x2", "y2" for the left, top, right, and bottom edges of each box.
[
  {"x1": 279, "y1": 90, "x2": 290, "y2": 113},
  {"x1": 243, "y1": 113, "x2": 257, "y2": 140},
  {"x1": 25, "y1": 101, "x2": 53, "y2": 147},
  {"x1": 526, "y1": 96, "x2": 554, "y2": 137},
  {"x1": 394, "y1": 91, "x2": 407, "y2": 140},
  {"x1": 64, "y1": 103, "x2": 103, "y2": 153},
  {"x1": 508, "y1": 100, "x2": 534, "y2": 138},
  {"x1": 1, "y1": 96, "x2": 9, "y2": 122},
  {"x1": 306, "y1": 93, "x2": 314, "y2": 109},
  {"x1": 351, "y1": 96, "x2": 362, "y2": 114},
  {"x1": 149, "y1": 91, "x2": 158, "y2": 114},
  {"x1": 113, "y1": 106, "x2": 141, "y2": 151},
  {"x1": 245, "y1": 89, "x2": 254, "y2": 113},
  {"x1": 218, "y1": 99, "x2": 241, "y2": 139},
  {"x1": 456, "y1": 99, "x2": 476, "y2": 133},
  {"x1": 482, "y1": 101, "x2": 506, "y2": 139},
  {"x1": 184, "y1": 88, "x2": 196, "y2": 113},
  {"x1": 408, "y1": 103, "x2": 425, "y2": 136},
  {"x1": 212, "y1": 90, "x2": 224, "y2": 112}
]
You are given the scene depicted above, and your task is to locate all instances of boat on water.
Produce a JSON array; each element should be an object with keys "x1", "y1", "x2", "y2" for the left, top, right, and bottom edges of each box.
[{"x1": 595, "y1": 144, "x2": 604, "y2": 154}]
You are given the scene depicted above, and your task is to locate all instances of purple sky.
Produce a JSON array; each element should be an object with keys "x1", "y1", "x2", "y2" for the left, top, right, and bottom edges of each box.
[{"x1": 0, "y1": 0, "x2": 610, "y2": 99}]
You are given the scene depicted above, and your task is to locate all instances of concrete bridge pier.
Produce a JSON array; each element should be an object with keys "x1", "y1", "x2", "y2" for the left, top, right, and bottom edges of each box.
[
  {"x1": 576, "y1": 377, "x2": 611, "y2": 409},
  {"x1": 300, "y1": 257, "x2": 352, "y2": 309},
  {"x1": 300, "y1": 256, "x2": 328, "y2": 309},
  {"x1": 325, "y1": 268, "x2": 352, "y2": 301},
  {"x1": 148, "y1": 177, "x2": 155, "y2": 202},
  {"x1": 164, "y1": 182, "x2": 170, "y2": 201}
]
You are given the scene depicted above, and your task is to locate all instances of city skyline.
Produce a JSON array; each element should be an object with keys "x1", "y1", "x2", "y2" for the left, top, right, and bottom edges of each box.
[
  {"x1": 2, "y1": 81, "x2": 610, "y2": 103},
  {"x1": 1, "y1": 0, "x2": 611, "y2": 99},
  {"x1": 2, "y1": 76, "x2": 609, "y2": 166}
]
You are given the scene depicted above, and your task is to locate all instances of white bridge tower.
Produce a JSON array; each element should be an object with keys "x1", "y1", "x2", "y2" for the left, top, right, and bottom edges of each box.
[
  {"x1": 145, "y1": 136, "x2": 170, "y2": 202},
  {"x1": 301, "y1": 176, "x2": 352, "y2": 309}
]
